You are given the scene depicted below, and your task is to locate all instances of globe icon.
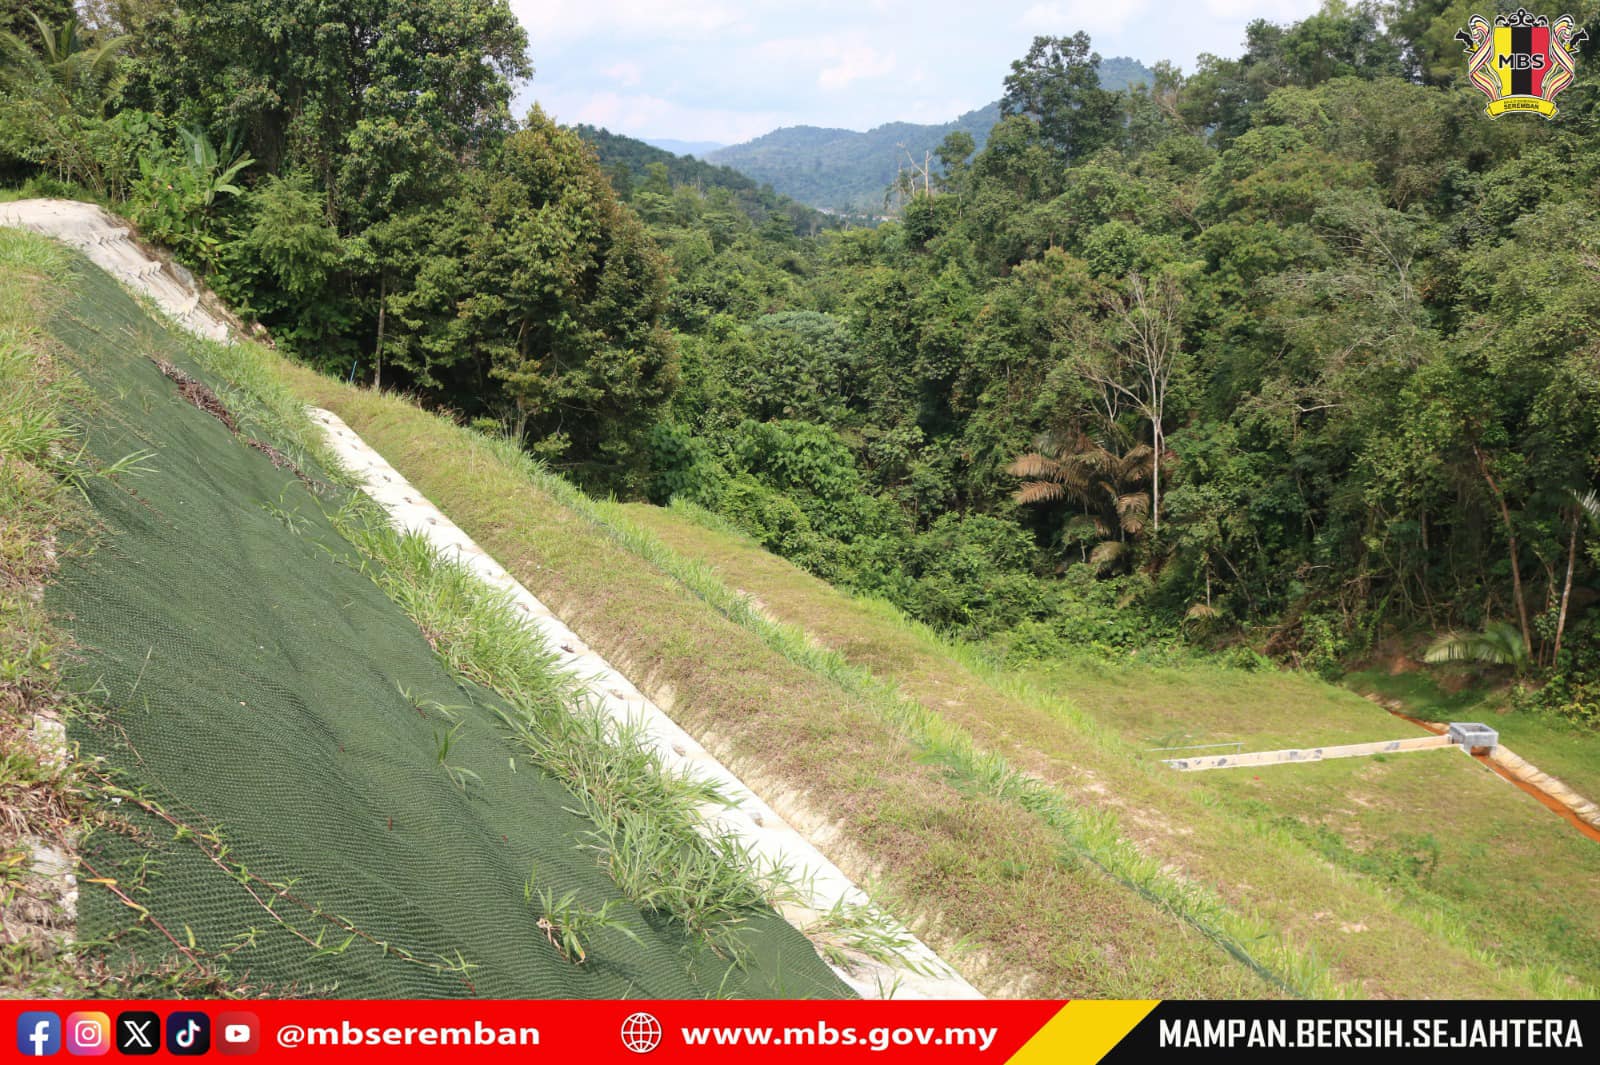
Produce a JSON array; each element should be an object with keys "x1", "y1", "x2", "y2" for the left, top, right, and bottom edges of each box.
[{"x1": 620, "y1": 1011, "x2": 663, "y2": 1054}]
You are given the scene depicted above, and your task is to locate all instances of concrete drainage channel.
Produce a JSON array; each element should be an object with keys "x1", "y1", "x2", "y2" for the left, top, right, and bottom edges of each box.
[
  {"x1": 0, "y1": 199, "x2": 978, "y2": 999},
  {"x1": 310, "y1": 408, "x2": 979, "y2": 998},
  {"x1": 1165, "y1": 722, "x2": 1600, "y2": 842}
]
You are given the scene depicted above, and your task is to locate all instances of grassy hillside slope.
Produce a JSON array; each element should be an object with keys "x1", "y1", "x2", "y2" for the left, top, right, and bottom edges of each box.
[
  {"x1": 274, "y1": 363, "x2": 1598, "y2": 999},
  {"x1": 616, "y1": 502, "x2": 1600, "y2": 998},
  {"x1": 279, "y1": 375, "x2": 1297, "y2": 999}
]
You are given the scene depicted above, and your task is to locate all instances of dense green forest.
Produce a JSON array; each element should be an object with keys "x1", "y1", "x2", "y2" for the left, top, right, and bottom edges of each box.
[
  {"x1": 5, "y1": 0, "x2": 1600, "y2": 727},
  {"x1": 705, "y1": 57, "x2": 1152, "y2": 213},
  {"x1": 573, "y1": 124, "x2": 837, "y2": 234}
]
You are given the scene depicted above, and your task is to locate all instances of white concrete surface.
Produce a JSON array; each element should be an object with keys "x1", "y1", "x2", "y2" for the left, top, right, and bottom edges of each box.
[
  {"x1": 0, "y1": 198, "x2": 237, "y2": 342},
  {"x1": 1166, "y1": 733, "x2": 1454, "y2": 771},
  {"x1": 309, "y1": 408, "x2": 981, "y2": 999}
]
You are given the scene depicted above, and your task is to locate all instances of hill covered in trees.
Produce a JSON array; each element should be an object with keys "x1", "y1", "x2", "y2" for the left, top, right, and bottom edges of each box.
[
  {"x1": 574, "y1": 124, "x2": 836, "y2": 234},
  {"x1": 705, "y1": 56, "x2": 1153, "y2": 212}
]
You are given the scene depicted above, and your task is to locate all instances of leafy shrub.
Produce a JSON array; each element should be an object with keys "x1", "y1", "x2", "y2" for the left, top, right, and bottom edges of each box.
[
  {"x1": 1516, "y1": 614, "x2": 1600, "y2": 729},
  {"x1": 128, "y1": 125, "x2": 253, "y2": 271}
]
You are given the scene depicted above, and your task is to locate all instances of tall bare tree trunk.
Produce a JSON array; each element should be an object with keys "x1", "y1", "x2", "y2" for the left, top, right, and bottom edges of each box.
[
  {"x1": 1555, "y1": 511, "x2": 1579, "y2": 662},
  {"x1": 1475, "y1": 445, "x2": 1532, "y2": 656},
  {"x1": 374, "y1": 275, "x2": 385, "y2": 390},
  {"x1": 1151, "y1": 424, "x2": 1162, "y2": 535}
]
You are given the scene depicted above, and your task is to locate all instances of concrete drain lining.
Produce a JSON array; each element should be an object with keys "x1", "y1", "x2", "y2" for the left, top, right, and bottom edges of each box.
[
  {"x1": 311, "y1": 409, "x2": 980, "y2": 999},
  {"x1": 1164, "y1": 722, "x2": 1600, "y2": 841}
]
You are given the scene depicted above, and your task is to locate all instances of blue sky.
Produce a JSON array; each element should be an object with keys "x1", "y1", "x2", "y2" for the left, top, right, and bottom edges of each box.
[{"x1": 508, "y1": 0, "x2": 1325, "y2": 146}]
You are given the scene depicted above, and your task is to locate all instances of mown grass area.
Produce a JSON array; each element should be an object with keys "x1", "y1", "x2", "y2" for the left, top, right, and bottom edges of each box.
[
  {"x1": 278, "y1": 372, "x2": 1289, "y2": 999},
  {"x1": 1346, "y1": 668, "x2": 1600, "y2": 804},
  {"x1": 616, "y1": 500, "x2": 1600, "y2": 997}
]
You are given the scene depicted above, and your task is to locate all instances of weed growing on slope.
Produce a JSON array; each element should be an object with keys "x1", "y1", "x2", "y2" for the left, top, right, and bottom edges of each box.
[{"x1": 332, "y1": 506, "x2": 810, "y2": 969}]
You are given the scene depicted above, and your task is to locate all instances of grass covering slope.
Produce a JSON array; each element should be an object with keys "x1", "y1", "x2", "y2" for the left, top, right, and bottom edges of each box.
[
  {"x1": 280, "y1": 372, "x2": 1286, "y2": 999},
  {"x1": 0, "y1": 230, "x2": 102, "y2": 994},
  {"x1": 1347, "y1": 669, "x2": 1600, "y2": 804},
  {"x1": 5, "y1": 234, "x2": 850, "y2": 999},
  {"x1": 619, "y1": 500, "x2": 1600, "y2": 998}
]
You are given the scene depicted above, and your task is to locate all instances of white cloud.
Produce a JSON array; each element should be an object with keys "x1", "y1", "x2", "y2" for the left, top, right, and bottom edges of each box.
[
  {"x1": 1202, "y1": 0, "x2": 1321, "y2": 19},
  {"x1": 817, "y1": 42, "x2": 898, "y2": 91},
  {"x1": 1018, "y1": 0, "x2": 1151, "y2": 38},
  {"x1": 512, "y1": 0, "x2": 750, "y2": 43},
  {"x1": 602, "y1": 61, "x2": 643, "y2": 87}
]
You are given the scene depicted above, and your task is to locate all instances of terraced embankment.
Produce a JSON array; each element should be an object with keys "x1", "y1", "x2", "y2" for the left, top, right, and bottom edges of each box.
[
  {"x1": 619, "y1": 501, "x2": 1600, "y2": 998},
  {"x1": 272, "y1": 382, "x2": 1284, "y2": 998},
  {"x1": 1, "y1": 227, "x2": 849, "y2": 998}
]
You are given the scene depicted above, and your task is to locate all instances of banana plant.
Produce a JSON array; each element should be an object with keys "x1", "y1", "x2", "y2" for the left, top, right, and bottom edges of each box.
[{"x1": 176, "y1": 125, "x2": 255, "y2": 207}]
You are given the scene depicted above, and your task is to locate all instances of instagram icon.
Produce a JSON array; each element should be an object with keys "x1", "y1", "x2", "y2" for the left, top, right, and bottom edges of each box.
[{"x1": 66, "y1": 1012, "x2": 111, "y2": 1056}]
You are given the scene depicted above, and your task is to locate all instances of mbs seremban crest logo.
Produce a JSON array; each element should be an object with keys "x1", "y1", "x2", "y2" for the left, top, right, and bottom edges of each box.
[{"x1": 1457, "y1": 8, "x2": 1587, "y2": 118}]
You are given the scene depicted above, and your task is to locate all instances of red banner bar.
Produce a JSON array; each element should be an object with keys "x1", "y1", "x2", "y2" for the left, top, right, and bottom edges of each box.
[{"x1": 5, "y1": 1000, "x2": 1066, "y2": 1063}]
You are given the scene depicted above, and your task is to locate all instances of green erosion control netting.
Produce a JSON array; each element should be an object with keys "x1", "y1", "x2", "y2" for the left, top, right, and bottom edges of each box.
[{"x1": 44, "y1": 253, "x2": 849, "y2": 998}]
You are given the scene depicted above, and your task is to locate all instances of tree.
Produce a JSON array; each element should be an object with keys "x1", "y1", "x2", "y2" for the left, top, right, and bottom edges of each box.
[
  {"x1": 1000, "y1": 33, "x2": 1121, "y2": 162},
  {"x1": 428, "y1": 109, "x2": 677, "y2": 479},
  {"x1": 1066, "y1": 272, "x2": 1186, "y2": 536},
  {"x1": 1009, "y1": 431, "x2": 1153, "y2": 573},
  {"x1": 0, "y1": 12, "x2": 133, "y2": 191},
  {"x1": 1555, "y1": 490, "x2": 1600, "y2": 661},
  {"x1": 118, "y1": 0, "x2": 531, "y2": 228}
]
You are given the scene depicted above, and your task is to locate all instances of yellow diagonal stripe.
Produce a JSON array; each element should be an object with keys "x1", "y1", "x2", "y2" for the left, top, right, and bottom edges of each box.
[
  {"x1": 1009, "y1": 1001, "x2": 1159, "y2": 1064},
  {"x1": 1494, "y1": 27, "x2": 1517, "y2": 98}
]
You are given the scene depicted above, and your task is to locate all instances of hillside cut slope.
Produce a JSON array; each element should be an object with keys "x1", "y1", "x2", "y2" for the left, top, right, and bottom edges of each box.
[{"x1": 10, "y1": 225, "x2": 848, "y2": 998}]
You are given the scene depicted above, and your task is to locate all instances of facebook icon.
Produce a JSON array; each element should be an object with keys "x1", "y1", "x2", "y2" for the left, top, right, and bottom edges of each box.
[{"x1": 16, "y1": 1012, "x2": 61, "y2": 1057}]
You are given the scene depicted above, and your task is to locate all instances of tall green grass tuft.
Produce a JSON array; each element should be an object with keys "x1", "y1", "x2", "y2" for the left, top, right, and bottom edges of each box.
[{"x1": 332, "y1": 506, "x2": 817, "y2": 967}]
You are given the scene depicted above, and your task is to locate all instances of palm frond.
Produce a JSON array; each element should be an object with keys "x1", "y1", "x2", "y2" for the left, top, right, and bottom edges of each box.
[
  {"x1": 1575, "y1": 488, "x2": 1600, "y2": 529},
  {"x1": 1089, "y1": 540, "x2": 1128, "y2": 572},
  {"x1": 1423, "y1": 621, "x2": 1527, "y2": 669},
  {"x1": 1015, "y1": 480, "x2": 1066, "y2": 505},
  {"x1": 1008, "y1": 453, "x2": 1062, "y2": 479},
  {"x1": 1114, "y1": 491, "x2": 1150, "y2": 520}
]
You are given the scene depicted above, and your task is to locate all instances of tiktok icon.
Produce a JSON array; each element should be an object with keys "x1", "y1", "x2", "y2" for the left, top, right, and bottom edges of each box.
[{"x1": 166, "y1": 1012, "x2": 211, "y2": 1056}]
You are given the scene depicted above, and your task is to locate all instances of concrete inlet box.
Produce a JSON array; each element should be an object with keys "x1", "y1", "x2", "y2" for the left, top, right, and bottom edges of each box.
[{"x1": 1448, "y1": 722, "x2": 1499, "y2": 753}]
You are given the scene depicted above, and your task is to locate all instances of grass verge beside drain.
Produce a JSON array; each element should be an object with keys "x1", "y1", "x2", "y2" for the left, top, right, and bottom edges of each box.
[
  {"x1": 275, "y1": 375, "x2": 1324, "y2": 999},
  {"x1": 624, "y1": 500, "x2": 1600, "y2": 999},
  {"x1": 330, "y1": 506, "x2": 916, "y2": 981}
]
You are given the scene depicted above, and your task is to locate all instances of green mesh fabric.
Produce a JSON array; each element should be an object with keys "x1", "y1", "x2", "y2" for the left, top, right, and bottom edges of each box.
[{"x1": 46, "y1": 255, "x2": 849, "y2": 999}]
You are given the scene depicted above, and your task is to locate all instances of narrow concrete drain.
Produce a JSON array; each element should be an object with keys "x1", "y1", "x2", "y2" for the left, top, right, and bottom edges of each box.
[{"x1": 310, "y1": 408, "x2": 981, "y2": 999}]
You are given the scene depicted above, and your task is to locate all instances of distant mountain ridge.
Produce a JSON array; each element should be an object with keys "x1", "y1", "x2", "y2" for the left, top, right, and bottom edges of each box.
[
  {"x1": 705, "y1": 56, "x2": 1154, "y2": 213},
  {"x1": 573, "y1": 124, "x2": 838, "y2": 235},
  {"x1": 643, "y1": 138, "x2": 725, "y2": 158}
]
